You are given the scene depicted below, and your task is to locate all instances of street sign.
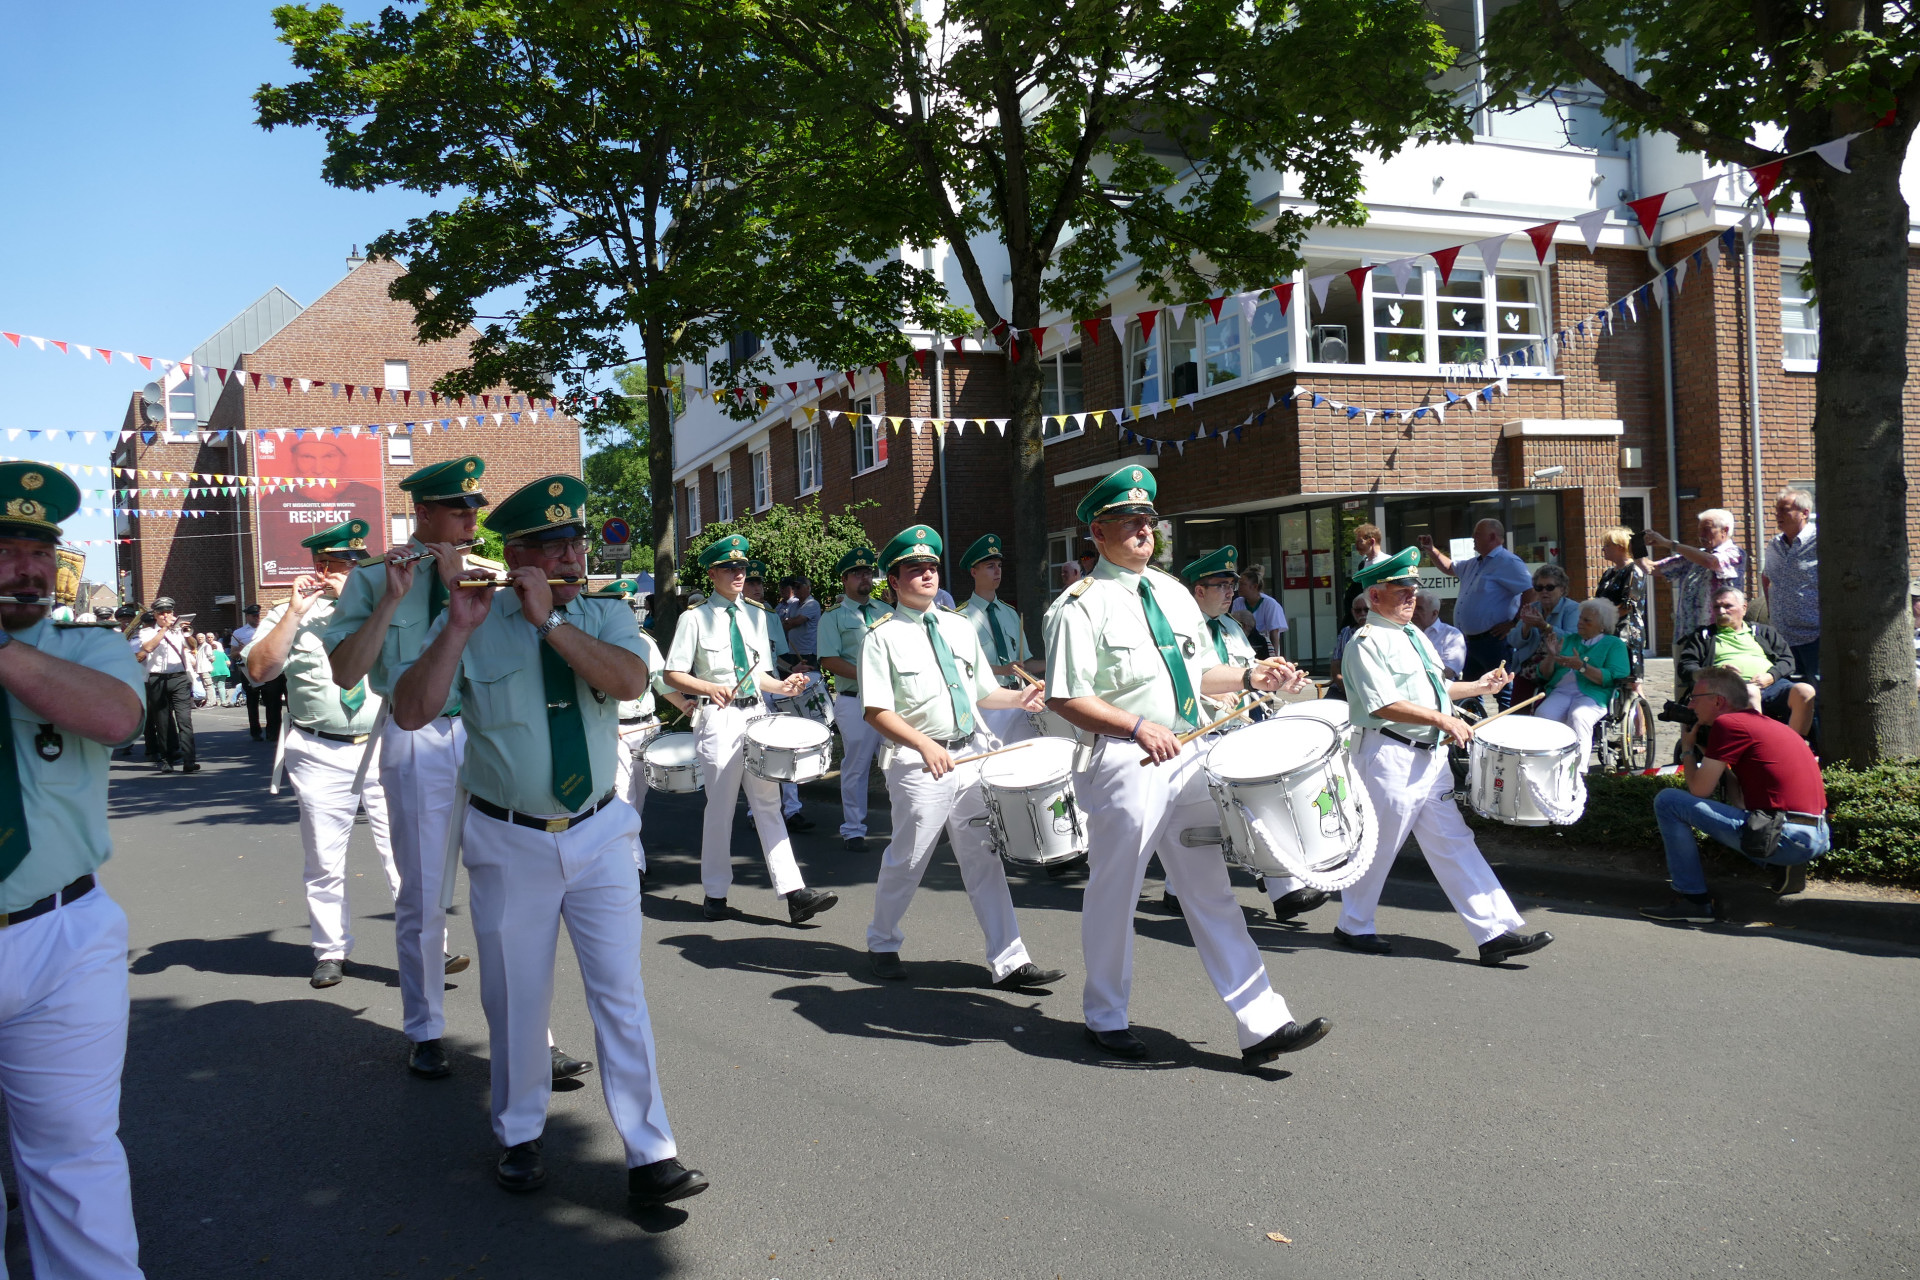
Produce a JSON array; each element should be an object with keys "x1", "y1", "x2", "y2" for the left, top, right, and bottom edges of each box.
[{"x1": 601, "y1": 517, "x2": 630, "y2": 545}]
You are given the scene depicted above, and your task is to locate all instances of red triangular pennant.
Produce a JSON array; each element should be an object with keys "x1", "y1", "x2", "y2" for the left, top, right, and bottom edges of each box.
[
  {"x1": 401, "y1": 389, "x2": 411, "y2": 405},
  {"x1": 138, "y1": 355, "x2": 152, "y2": 370},
  {"x1": 1524, "y1": 221, "x2": 1559, "y2": 262},
  {"x1": 2, "y1": 333, "x2": 17, "y2": 347},
  {"x1": 1431, "y1": 246, "x2": 1462, "y2": 285},
  {"x1": 1626, "y1": 193, "x2": 1667, "y2": 238},
  {"x1": 912, "y1": 350, "x2": 928, "y2": 373},
  {"x1": 1748, "y1": 159, "x2": 1787, "y2": 225},
  {"x1": 815, "y1": 377, "x2": 826, "y2": 392},
  {"x1": 249, "y1": 372, "x2": 261, "y2": 390},
  {"x1": 950, "y1": 337, "x2": 965, "y2": 354},
  {"x1": 1137, "y1": 310, "x2": 1158, "y2": 341},
  {"x1": 1273, "y1": 282, "x2": 1294, "y2": 315},
  {"x1": 99, "y1": 348, "x2": 113, "y2": 364},
  {"x1": 786, "y1": 382, "x2": 799, "y2": 394},
  {"x1": 1028, "y1": 327, "x2": 1047, "y2": 354},
  {"x1": 50, "y1": 341, "x2": 67, "y2": 354},
  {"x1": 345, "y1": 384, "x2": 356, "y2": 400},
  {"x1": 1081, "y1": 319, "x2": 1102, "y2": 346},
  {"x1": 1344, "y1": 266, "x2": 1370, "y2": 300},
  {"x1": 1207, "y1": 296, "x2": 1226, "y2": 322}
]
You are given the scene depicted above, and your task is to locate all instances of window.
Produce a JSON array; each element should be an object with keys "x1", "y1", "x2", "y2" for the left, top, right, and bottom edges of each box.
[
  {"x1": 853, "y1": 395, "x2": 887, "y2": 474},
  {"x1": 795, "y1": 421, "x2": 823, "y2": 494},
  {"x1": 1127, "y1": 295, "x2": 1292, "y2": 404},
  {"x1": 1047, "y1": 530, "x2": 1077, "y2": 590},
  {"x1": 390, "y1": 515, "x2": 416, "y2": 547},
  {"x1": 386, "y1": 435, "x2": 413, "y2": 466},
  {"x1": 168, "y1": 391, "x2": 194, "y2": 416},
  {"x1": 727, "y1": 331, "x2": 761, "y2": 366},
  {"x1": 685, "y1": 480, "x2": 702, "y2": 536},
  {"x1": 384, "y1": 359, "x2": 410, "y2": 392},
  {"x1": 1782, "y1": 264, "x2": 1819, "y2": 367},
  {"x1": 1304, "y1": 262, "x2": 1547, "y2": 372},
  {"x1": 750, "y1": 448, "x2": 770, "y2": 511},
  {"x1": 714, "y1": 466, "x2": 733, "y2": 524},
  {"x1": 1040, "y1": 347, "x2": 1086, "y2": 439}
]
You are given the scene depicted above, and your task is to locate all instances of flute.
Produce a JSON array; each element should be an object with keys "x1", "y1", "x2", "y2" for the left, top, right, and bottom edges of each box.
[
  {"x1": 0, "y1": 593, "x2": 59, "y2": 606},
  {"x1": 454, "y1": 576, "x2": 589, "y2": 587},
  {"x1": 356, "y1": 539, "x2": 482, "y2": 568}
]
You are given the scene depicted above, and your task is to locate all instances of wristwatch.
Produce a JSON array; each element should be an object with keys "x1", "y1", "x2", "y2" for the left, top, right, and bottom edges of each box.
[
  {"x1": 535, "y1": 612, "x2": 570, "y2": 640},
  {"x1": 1241, "y1": 666, "x2": 1255, "y2": 691}
]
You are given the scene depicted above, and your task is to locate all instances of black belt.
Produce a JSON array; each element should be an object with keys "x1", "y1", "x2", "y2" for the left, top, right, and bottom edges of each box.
[
  {"x1": 299, "y1": 725, "x2": 370, "y2": 744},
  {"x1": 934, "y1": 735, "x2": 972, "y2": 751},
  {"x1": 619, "y1": 716, "x2": 656, "y2": 726},
  {"x1": 835, "y1": 689, "x2": 859, "y2": 699},
  {"x1": 1376, "y1": 727, "x2": 1440, "y2": 752},
  {"x1": 469, "y1": 790, "x2": 618, "y2": 834},
  {"x1": 1, "y1": 874, "x2": 94, "y2": 929}
]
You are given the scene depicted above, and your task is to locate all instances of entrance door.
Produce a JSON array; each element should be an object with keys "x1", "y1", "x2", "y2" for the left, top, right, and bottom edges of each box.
[{"x1": 1619, "y1": 487, "x2": 1656, "y2": 645}]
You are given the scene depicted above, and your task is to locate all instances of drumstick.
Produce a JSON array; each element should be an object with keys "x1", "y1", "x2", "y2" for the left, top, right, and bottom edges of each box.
[
  {"x1": 1007, "y1": 665, "x2": 1044, "y2": 689},
  {"x1": 920, "y1": 740, "x2": 1037, "y2": 773},
  {"x1": 1137, "y1": 692, "x2": 1277, "y2": 767},
  {"x1": 1473, "y1": 691, "x2": 1544, "y2": 727}
]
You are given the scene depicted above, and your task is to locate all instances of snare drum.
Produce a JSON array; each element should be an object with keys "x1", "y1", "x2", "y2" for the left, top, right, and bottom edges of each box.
[
  {"x1": 1467, "y1": 716, "x2": 1587, "y2": 826},
  {"x1": 979, "y1": 738, "x2": 1087, "y2": 867},
  {"x1": 746, "y1": 715, "x2": 835, "y2": 783},
  {"x1": 1203, "y1": 718, "x2": 1378, "y2": 893},
  {"x1": 640, "y1": 732, "x2": 703, "y2": 794},
  {"x1": 766, "y1": 671, "x2": 835, "y2": 728}
]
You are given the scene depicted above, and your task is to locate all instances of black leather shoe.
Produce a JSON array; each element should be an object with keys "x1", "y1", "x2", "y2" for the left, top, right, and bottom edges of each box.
[
  {"x1": 550, "y1": 1045, "x2": 594, "y2": 1081},
  {"x1": 1770, "y1": 863, "x2": 1809, "y2": 896},
  {"x1": 786, "y1": 887, "x2": 839, "y2": 924},
  {"x1": 155, "y1": 759, "x2": 173, "y2": 773},
  {"x1": 993, "y1": 963, "x2": 1066, "y2": 991},
  {"x1": 786, "y1": 813, "x2": 815, "y2": 831},
  {"x1": 310, "y1": 959, "x2": 345, "y2": 989},
  {"x1": 496, "y1": 1140, "x2": 546, "y2": 1192},
  {"x1": 1159, "y1": 892, "x2": 1183, "y2": 917},
  {"x1": 1333, "y1": 927, "x2": 1393, "y2": 955},
  {"x1": 1270, "y1": 888, "x2": 1330, "y2": 919},
  {"x1": 844, "y1": 836, "x2": 868, "y2": 853},
  {"x1": 1241, "y1": 1017, "x2": 1333, "y2": 1067},
  {"x1": 180, "y1": 762, "x2": 201, "y2": 774},
  {"x1": 702, "y1": 897, "x2": 732, "y2": 921},
  {"x1": 1046, "y1": 855, "x2": 1088, "y2": 879},
  {"x1": 629, "y1": 1157, "x2": 709, "y2": 1207},
  {"x1": 868, "y1": 950, "x2": 907, "y2": 980},
  {"x1": 250, "y1": 732, "x2": 264, "y2": 742},
  {"x1": 407, "y1": 1038, "x2": 451, "y2": 1079},
  {"x1": 1478, "y1": 930, "x2": 1555, "y2": 966},
  {"x1": 444, "y1": 953, "x2": 471, "y2": 975},
  {"x1": 1084, "y1": 1026, "x2": 1149, "y2": 1059}
]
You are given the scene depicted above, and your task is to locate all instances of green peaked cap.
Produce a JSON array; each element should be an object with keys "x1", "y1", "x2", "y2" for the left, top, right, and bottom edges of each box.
[
  {"x1": 0, "y1": 462, "x2": 80, "y2": 541},
  {"x1": 1351, "y1": 545, "x2": 1423, "y2": 590},
  {"x1": 483, "y1": 473, "x2": 587, "y2": 541},
  {"x1": 832, "y1": 546, "x2": 878, "y2": 579},
  {"x1": 300, "y1": 518, "x2": 372, "y2": 559},
  {"x1": 1074, "y1": 463, "x2": 1157, "y2": 525},
  {"x1": 698, "y1": 533, "x2": 751, "y2": 569},
  {"x1": 958, "y1": 533, "x2": 1004, "y2": 570},
  {"x1": 1180, "y1": 544, "x2": 1240, "y2": 584},
  {"x1": 879, "y1": 524, "x2": 943, "y2": 570},
  {"x1": 399, "y1": 455, "x2": 487, "y2": 506}
]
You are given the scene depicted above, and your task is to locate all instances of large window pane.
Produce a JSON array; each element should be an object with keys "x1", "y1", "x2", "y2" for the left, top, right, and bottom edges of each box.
[
  {"x1": 1371, "y1": 264, "x2": 1427, "y2": 364},
  {"x1": 1166, "y1": 310, "x2": 1200, "y2": 397},
  {"x1": 1782, "y1": 265, "x2": 1819, "y2": 363},
  {"x1": 1494, "y1": 274, "x2": 1544, "y2": 364},
  {"x1": 1250, "y1": 294, "x2": 1289, "y2": 371},
  {"x1": 1438, "y1": 267, "x2": 1489, "y2": 364},
  {"x1": 1306, "y1": 259, "x2": 1364, "y2": 364},
  {"x1": 1205, "y1": 314, "x2": 1242, "y2": 386},
  {"x1": 1128, "y1": 320, "x2": 1160, "y2": 403}
]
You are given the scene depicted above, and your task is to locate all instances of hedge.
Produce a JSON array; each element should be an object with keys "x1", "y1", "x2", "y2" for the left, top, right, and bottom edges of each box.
[{"x1": 1468, "y1": 762, "x2": 1920, "y2": 888}]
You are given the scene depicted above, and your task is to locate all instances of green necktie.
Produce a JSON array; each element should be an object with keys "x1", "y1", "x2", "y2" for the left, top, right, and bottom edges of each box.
[
  {"x1": 1207, "y1": 617, "x2": 1230, "y2": 664},
  {"x1": 0, "y1": 694, "x2": 30, "y2": 881},
  {"x1": 1403, "y1": 625, "x2": 1451, "y2": 707},
  {"x1": 539, "y1": 621, "x2": 594, "y2": 812},
  {"x1": 1138, "y1": 578, "x2": 1200, "y2": 729},
  {"x1": 985, "y1": 602, "x2": 1011, "y2": 665},
  {"x1": 925, "y1": 614, "x2": 976, "y2": 738},
  {"x1": 428, "y1": 572, "x2": 448, "y2": 624},
  {"x1": 725, "y1": 605, "x2": 751, "y2": 698},
  {"x1": 340, "y1": 678, "x2": 367, "y2": 717},
  {"x1": 861, "y1": 601, "x2": 876, "y2": 624}
]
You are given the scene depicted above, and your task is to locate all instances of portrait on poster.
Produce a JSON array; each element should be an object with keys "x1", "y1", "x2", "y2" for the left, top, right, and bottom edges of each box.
[{"x1": 253, "y1": 432, "x2": 387, "y2": 582}]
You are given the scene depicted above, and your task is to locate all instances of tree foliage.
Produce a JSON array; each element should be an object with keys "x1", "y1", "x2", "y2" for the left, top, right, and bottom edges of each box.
[{"x1": 684, "y1": 499, "x2": 879, "y2": 605}]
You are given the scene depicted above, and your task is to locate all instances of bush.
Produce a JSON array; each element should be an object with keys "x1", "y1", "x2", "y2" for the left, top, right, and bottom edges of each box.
[
  {"x1": 1467, "y1": 762, "x2": 1920, "y2": 888},
  {"x1": 683, "y1": 497, "x2": 879, "y2": 604}
]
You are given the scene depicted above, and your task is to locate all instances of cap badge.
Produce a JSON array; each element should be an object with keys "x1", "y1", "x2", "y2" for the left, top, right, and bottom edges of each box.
[
  {"x1": 6, "y1": 499, "x2": 42, "y2": 519},
  {"x1": 1130, "y1": 469, "x2": 1143, "y2": 481},
  {"x1": 20, "y1": 472, "x2": 43, "y2": 491},
  {"x1": 347, "y1": 537, "x2": 366, "y2": 549},
  {"x1": 1126, "y1": 488, "x2": 1148, "y2": 502},
  {"x1": 461, "y1": 477, "x2": 480, "y2": 492},
  {"x1": 547, "y1": 481, "x2": 564, "y2": 497},
  {"x1": 463, "y1": 460, "x2": 477, "y2": 473},
  {"x1": 544, "y1": 502, "x2": 572, "y2": 522}
]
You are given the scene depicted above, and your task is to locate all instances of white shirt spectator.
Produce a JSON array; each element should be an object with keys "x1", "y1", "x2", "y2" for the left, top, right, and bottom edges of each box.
[
  {"x1": 778, "y1": 595, "x2": 822, "y2": 654},
  {"x1": 1235, "y1": 591, "x2": 1288, "y2": 638},
  {"x1": 133, "y1": 626, "x2": 190, "y2": 675},
  {"x1": 1424, "y1": 618, "x2": 1467, "y2": 679}
]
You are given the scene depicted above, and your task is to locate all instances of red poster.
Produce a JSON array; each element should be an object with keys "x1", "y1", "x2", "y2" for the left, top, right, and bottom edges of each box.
[{"x1": 253, "y1": 433, "x2": 388, "y2": 583}]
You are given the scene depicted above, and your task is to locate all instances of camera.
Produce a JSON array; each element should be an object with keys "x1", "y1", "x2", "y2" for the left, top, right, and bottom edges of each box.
[{"x1": 1657, "y1": 699, "x2": 1697, "y2": 728}]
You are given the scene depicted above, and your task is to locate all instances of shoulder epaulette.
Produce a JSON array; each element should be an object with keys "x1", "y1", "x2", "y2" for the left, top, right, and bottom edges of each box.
[
  {"x1": 1065, "y1": 577, "x2": 1095, "y2": 600},
  {"x1": 1145, "y1": 565, "x2": 1182, "y2": 586},
  {"x1": 866, "y1": 611, "x2": 895, "y2": 630},
  {"x1": 743, "y1": 597, "x2": 775, "y2": 613},
  {"x1": 939, "y1": 603, "x2": 965, "y2": 615}
]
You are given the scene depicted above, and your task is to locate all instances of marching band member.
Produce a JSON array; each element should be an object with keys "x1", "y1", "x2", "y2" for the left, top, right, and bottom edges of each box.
[
  {"x1": 242, "y1": 519, "x2": 398, "y2": 988},
  {"x1": 748, "y1": 558, "x2": 814, "y2": 831},
  {"x1": 0, "y1": 463, "x2": 150, "y2": 1278},
  {"x1": 663, "y1": 535, "x2": 838, "y2": 925},
  {"x1": 589, "y1": 578, "x2": 691, "y2": 877},
  {"x1": 860, "y1": 525, "x2": 1064, "y2": 988},
  {"x1": 391, "y1": 475, "x2": 707, "y2": 1206},
  {"x1": 324, "y1": 457, "x2": 588, "y2": 1083},
  {"x1": 1044, "y1": 465, "x2": 1331, "y2": 1068},
  {"x1": 957, "y1": 532, "x2": 1041, "y2": 747},
  {"x1": 1336, "y1": 548, "x2": 1555, "y2": 964},
  {"x1": 816, "y1": 546, "x2": 892, "y2": 852}
]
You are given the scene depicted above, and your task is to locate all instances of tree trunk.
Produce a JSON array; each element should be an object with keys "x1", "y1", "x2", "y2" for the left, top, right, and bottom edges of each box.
[
  {"x1": 1008, "y1": 324, "x2": 1050, "y2": 650},
  {"x1": 1803, "y1": 128, "x2": 1920, "y2": 764},
  {"x1": 644, "y1": 320, "x2": 685, "y2": 650}
]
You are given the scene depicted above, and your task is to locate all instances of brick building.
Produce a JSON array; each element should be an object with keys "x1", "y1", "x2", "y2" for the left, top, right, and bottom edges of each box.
[
  {"x1": 113, "y1": 258, "x2": 582, "y2": 628},
  {"x1": 670, "y1": 119, "x2": 1914, "y2": 669}
]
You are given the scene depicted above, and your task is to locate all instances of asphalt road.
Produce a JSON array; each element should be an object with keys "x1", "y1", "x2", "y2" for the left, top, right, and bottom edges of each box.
[{"x1": 8, "y1": 707, "x2": 1918, "y2": 1280}]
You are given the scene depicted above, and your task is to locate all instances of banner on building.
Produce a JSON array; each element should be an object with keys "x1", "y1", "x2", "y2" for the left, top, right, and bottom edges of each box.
[{"x1": 252, "y1": 431, "x2": 386, "y2": 583}]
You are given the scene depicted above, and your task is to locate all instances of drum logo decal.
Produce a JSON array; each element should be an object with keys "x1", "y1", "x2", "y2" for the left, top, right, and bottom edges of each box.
[
  {"x1": 1048, "y1": 795, "x2": 1074, "y2": 832},
  {"x1": 1312, "y1": 775, "x2": 1349, "y2": 835}
]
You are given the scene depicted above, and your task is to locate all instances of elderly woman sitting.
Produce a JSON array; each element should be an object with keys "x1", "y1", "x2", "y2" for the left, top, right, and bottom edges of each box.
[
  {"x1": 1508, "y1": 563, "x2": 1580, "y2": 707},
  {"x1": 1535, "y1": 598, "x2": 1632, "y2": 765}
]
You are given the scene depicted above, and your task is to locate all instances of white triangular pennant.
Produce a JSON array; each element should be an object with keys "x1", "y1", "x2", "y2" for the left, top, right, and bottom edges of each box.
[{"x1": 1573, "y1": 208, "x2": 1609, "y2": 253}]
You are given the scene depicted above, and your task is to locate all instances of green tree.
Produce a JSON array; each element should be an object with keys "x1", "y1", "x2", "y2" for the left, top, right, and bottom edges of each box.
[
  {"x1": 583, "y1": 365, "x2": 657, "y2": 570},
  {"x1": 754, "y1": 0, "x2": 1461, "y2": 640},
  {"x1": 1483, "y1": 0, "x2": 1920, "y2": 765},
  {"x1": 256, "y1": 0, "x2": 958, "y2": 646},
  {"x1": 684, "y1": 499, "x2": 879, "y2": 605}
]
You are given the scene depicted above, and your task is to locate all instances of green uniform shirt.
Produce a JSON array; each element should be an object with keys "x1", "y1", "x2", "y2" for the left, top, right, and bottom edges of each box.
[
  {"x1": 1712, "y1": 625, "x2": 1772, "y2": 681},
  {"x1": 321, "y1": 537, "x2": 461, "y2": 716},
  {"x1": 816, "y1": 595, "x2": 892, "y2": 697},
  {"x1": 1340, "y1": 612, "x2": 1451, "y2": 743},
  {"x1": 411, "y1": 592, "x2": 644, "y2": 814},
  {"x1": 245, "y1": 598, "x2": 384, "y2": 737},
  {"x1": 616, "y1": 630, "x2": 671, "y2": 721},
  {"x1": 861, "y1": 604, "x2": 999, "y2": 742},
  {"x1": 0, "y1": 621, "x2": 147, "y2": 913},
  {"x1": 1042, "y1": 559, "x2": 1216, "y2": 732},
  {"x1": 959, "y1": 594, "x2": 1032, "y2": 687},
  {"x1": 664, "y1": 593, "x2": 782, "y2": 691}
]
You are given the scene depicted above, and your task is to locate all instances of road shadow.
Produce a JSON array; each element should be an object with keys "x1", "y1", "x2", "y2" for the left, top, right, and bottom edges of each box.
[
  {"x1": 109, "y1": 718, "x2": 296, "y2": 827},
  {"x1": 128, "y1": 930, "x2": 407, "y2": 988},
  {"x1": 3, "y1": 995, "x2": 693, "y2": 1280}
]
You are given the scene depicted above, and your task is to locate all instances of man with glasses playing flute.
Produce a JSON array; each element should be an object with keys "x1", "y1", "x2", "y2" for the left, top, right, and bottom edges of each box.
[{"x1": 663, "y1": 534, "x2": 838, "y2": 927}]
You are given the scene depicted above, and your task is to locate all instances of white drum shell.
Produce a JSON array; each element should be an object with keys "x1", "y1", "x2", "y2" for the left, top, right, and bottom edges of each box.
[
  {"x1": 766, "y1": 671, "x2": 836, "y2": 727},
  {"x1": 745, "y1": 716, "x2": 835, "y2": 783},
  {"x1": 1466, "y1": 716, "x2": 1586, "y2": 826},
  {"x1": 1202, "y1": 719, "x2": 1378, "y2": 892},
  {"x1": 1026, "y1": 707, "x2": 1081, "y2": 741},
  {"x1": 980, "y1": 738, "x2": 1086, "y2": 867},
  {"x1": 640, "y1": 731, "x2": 704, "y2": 794}
]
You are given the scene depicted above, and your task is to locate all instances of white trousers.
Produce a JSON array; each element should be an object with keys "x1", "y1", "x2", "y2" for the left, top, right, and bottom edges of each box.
[
  {"x1": 462, "y1": 800, "x2": 677, "y2": 1166},
  {"x1": 978, "y1": 705, "x2": 1034, "y2": 749},
  {"x1": 781, "y1": 782, "x2": 801, "y2": 818},
  {"x1": 834, "y1": 693, "x2": 882, "y2": 839},
  {"x1": 379, "y1": 715, "x2": 465, "y2": 1043},
  {"x1": 613, "y1": 720, "x2": 657, "y2": 870},
  {"x1": 867, "y1": 735, "x2": 1033, "y2": 980},
  {"x1": 0, "y1": 889, "x2": 142, "y2": 1280},
  {"x1": 284, "y1": 727, "x2": 398, "y2": 960},
  {"x1": 1339, "y1": 732, "x2": 1527, "y2": 945},
  {"x1": 696, "y1": 705, "x2": 803, "y2": 900},
  {"x1": 1150, "y1": 731, "x2": 1305, "y2": 903},
  {"x1": 1537, "y1": 685, "x2": 1607, "y2": 765},
  {"x1": 1076, "y1": 737, "x2": 1294, "y2": 1051}
]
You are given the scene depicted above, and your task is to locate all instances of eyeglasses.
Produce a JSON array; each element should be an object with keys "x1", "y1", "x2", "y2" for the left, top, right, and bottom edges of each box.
[
  {"x1": 517, "y1": 538, "x2": 588, "y2": 557},
  {"x1": 1534, "y1": 583, "x2": 1562, "y2": 593},
  {"x1": 1686, "y1": 692, "x2": 1726, "y2": 703}
]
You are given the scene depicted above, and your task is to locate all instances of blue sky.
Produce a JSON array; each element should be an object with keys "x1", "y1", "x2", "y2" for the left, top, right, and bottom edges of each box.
[{"x1": 0, "y1": 2, "x2": 443, "y2": 581}]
